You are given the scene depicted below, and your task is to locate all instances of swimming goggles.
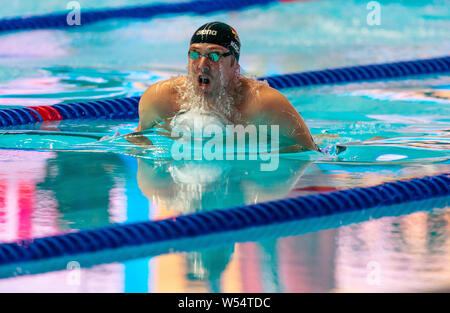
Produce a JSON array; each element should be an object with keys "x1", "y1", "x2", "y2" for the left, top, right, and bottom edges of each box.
[{"x1": 188, "y1": 50, "x2": 232, "y2": 62}]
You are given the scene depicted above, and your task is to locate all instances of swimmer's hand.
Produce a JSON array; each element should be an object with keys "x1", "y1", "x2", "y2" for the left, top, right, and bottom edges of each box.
[
  {"x1": 99, "y1": 130, "x2": 152, "y2": 146},
  {"x1": 99, "y1": 131, "x2": 121, "y2": 141},
  {"x1": 124, "y1": 131, "x2": 153, "y2": 146}
]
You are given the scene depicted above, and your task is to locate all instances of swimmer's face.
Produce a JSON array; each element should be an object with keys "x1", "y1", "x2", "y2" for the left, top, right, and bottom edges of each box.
[{"x1": 187, "y1": 43, "x2": 239, "y2": 96}]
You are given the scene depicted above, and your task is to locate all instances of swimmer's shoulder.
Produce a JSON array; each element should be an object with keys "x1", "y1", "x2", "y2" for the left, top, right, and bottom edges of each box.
[
  {"x1": 239, "y1": 77, "x2": 289, "y2": 115},
  {"x1": 137, "y1": 76, "x2": 185, "y2": 130},
  {"x1": 139, "y1": 76, "x2": 184, "y2": 113}
]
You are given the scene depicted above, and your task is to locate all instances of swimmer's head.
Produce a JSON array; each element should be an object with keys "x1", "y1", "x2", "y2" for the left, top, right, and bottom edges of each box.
[
  {"x1": 187, "y1": 22, "x2": 241, "y2": 97},
  {"x1": 190, "y1": 22, "x2": 240, "y2": 62}
]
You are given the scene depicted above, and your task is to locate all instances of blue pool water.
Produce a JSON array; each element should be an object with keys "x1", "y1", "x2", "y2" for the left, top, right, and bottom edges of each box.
[{"x1": 0, "y1": 0, "x2": 449, "y2": 292}]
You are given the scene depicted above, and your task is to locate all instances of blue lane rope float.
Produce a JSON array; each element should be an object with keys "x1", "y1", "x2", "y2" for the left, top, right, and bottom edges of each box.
[
  {"x1": 0, "y1": 173, "x2": 448, "y2": 266},
  {"x1": 0, "y1": 195, "x2": 447, "y2": 279},
  {"x1": 0, "y1": 56, "x2": 448, "y2": 128},
  {"x1": 0, "y1": 0, "x2": 277, "y2": 34},
  {"x1": 0, "y1": 96, "x2": 141, "y2": 128},
  {"x1": 259, "y1": 56, "x2": 450, "y2": 89}
]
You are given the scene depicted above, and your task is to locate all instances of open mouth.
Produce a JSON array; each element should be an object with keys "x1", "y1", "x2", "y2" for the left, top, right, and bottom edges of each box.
[{"x1": 198, "y1": 75, "x2": 210, "y2": 86}]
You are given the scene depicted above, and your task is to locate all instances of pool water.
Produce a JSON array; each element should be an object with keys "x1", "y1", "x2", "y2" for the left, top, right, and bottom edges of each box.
[{"x1": 0, "y1": 0, "x2": 449, "y2": 292}]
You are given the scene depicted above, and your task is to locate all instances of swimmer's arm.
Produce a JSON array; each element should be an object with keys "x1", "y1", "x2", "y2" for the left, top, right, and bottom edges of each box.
[
  {"x1": 258, "y1": 89, "x2": 318, "y2": 152},
  {"x1": 136, "y1": 82, "x2": 171, "y2": 131},
  {"x1": 125, "y1": 81, "x2": 173, "y2": 146}
]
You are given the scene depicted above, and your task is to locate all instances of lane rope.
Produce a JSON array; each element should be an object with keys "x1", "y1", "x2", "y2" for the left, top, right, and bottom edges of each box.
[
  {"x1": 0, "y1": 195, "x2": 447, "y2": 279},
  {"x1": 0, "y1": 56, "x2": 448, "y2": 128},
  {"x1": 0, "y1": 173, "x2": 448, "y2": 266},
  {"x1": 0, "y1": 0, "x2": 277, "y2": 33}
]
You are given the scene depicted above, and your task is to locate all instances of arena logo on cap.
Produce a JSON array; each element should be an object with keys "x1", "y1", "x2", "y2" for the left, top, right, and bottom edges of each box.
[{"x1": 196, "y1": 30, "x2": 218, "y2": 36}]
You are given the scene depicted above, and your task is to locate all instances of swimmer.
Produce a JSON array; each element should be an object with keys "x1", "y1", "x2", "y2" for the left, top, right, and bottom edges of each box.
[{"x1": 130, "y1": 21, "x2": 318, "y2": 151}]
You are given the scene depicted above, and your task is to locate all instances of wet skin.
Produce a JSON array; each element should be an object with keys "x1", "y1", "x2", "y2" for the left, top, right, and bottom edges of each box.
[{"x1": 131, "y1": 43, "x2": 317, "y2": 152}]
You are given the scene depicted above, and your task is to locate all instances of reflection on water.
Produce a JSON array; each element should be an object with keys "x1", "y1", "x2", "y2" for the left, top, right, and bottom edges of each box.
[
  {"x1": 0, "y1": 195, "x2": 448, "y2": 292},
  {"x1": 0, "y1": 148, "x2": 448, "y2": 293},
  {"x1": 37, "y1": 152, "x2": 127, "y2": 230},
  {"x1": 346, "y1": 86, "x2": 450, "y2": 104},
  {"x1": 0, "y1": 67, "x2": 162, "y2": 106},
  {"x1": 335, "y1": 207, "x2": 450, "y2": 292},
  {"x1": 137, "y1": 158, "x2": 309, "y2": 215},
  {"x1": 0, "y1": 149, "x2": 312, "y2": 238},
  {"x1": 0, "y1": 151, "x2": 129, "y2": 241}
]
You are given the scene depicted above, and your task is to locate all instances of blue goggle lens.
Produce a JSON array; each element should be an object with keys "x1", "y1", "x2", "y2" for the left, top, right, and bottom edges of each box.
[{"x1": 189, "y1": 51, "x2": 221, "y2": 62}]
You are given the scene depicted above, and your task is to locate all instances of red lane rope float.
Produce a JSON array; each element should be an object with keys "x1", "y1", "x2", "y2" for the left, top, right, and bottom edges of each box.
[{"x1": 26, "y1": 106, "x2": 62, "y2": 122}]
